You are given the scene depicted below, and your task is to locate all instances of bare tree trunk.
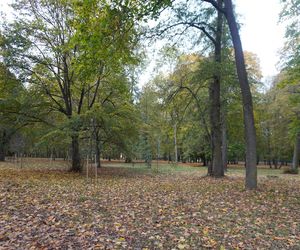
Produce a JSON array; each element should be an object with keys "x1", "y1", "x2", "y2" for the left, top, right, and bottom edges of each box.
[
  {"x1": 224, "y1": 0, "x2": 257, "y2": 189},
  {"x1": 71, "y1": 134, "x2": 81, "y2": 172},
  {"x1": 210, "y1": 0, "x2": 224, "y2": 177},
  {"x1": 292, "y1": 134, "x2": 300, "y2": 170}
]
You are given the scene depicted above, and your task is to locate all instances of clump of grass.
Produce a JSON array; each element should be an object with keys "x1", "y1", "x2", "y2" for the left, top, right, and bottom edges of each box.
[{"x1": 283, "y1": 168, "x2": 299, "y2": 174}]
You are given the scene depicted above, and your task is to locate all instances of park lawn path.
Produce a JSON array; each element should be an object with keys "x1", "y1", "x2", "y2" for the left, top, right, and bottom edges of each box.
[{"x1": 0, "y1": 163, "x2": 299, "y2": 249}]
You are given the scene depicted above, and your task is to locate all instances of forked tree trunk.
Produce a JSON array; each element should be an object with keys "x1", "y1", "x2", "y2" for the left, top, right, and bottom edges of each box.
[
  {"x1": 224, "y1": 0, "x2": 257, "y2": 189},
  {"x1": 71, "y1": 134, "x2": 81, "y2": 172},
  {"x1": 292, "y1": 134, "x2": 300, "y2": 170},
  {"x1": 210, "y1": 0, "x2": 224, "y2": 177}
]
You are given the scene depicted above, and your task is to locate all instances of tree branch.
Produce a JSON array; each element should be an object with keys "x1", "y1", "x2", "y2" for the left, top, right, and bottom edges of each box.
[{"x1": 202, "y1": 0, "x2": 226, "y2": 14}]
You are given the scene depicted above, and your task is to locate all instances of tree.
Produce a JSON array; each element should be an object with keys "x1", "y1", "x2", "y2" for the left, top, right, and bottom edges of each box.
[
  {"x1": 203, "y1": 0, "x2": 257, "y2": 188},
  {"x1": 0, "y1": 63, "x2": 23, "y2": 160},
  {"x1": 209, "y1": 0, "x2": 224, "y2": 177},
  {"x1": 151, "y1": 0, "x2": 227, "y2": 176},
  {"x1": 154, "y1": 53, "x2": 212, "y2": 165},
  {"x1": 83, "y1": 72, "x2": 138, "y2": 168},
  {"x1": 279, "y1": 0, "x2": 300, "y2": 172},
  {"x1": 137, "y1": 83, "x2": 162, "y2": 166},
  {"x1": 1, "y1": 0, "x2": 138, "y2": 171}
]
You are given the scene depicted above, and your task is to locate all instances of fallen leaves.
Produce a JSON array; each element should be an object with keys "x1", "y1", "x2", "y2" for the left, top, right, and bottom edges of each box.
[
  {"x1": 0, "y1": 234, "x2": 9, "y2": 242},
  {"x1": 0, "y1": 162, "x2": 299, "y2": 249}
]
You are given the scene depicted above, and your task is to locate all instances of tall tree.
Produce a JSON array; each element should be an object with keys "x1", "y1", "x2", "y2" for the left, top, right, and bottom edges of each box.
[
  {"x1": 1, "y1": 0, "x2": 138, "y2": 171},
  {"x1": 0, "y1": 63, "x2": 23, "y2": 161},
  {"x1": 279, "y1": 0, "x2": 300, "y2": 172},
  {"x1": 209, "y1": 0, "x2": 224, "y2": 177},
  {"x1": 203, "y1": 0, "x2": 257, "y2": 188},
  {"x1": 152, "y1": 0, "x2": 227, "y2": 177}
]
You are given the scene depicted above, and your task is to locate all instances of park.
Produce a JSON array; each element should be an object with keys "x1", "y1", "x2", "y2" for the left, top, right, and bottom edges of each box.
[{"x1": 0, "y1": 0, "x2": 299, "y2": 249}]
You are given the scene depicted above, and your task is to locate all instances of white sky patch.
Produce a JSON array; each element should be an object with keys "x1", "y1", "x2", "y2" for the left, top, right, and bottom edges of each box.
[
  {"x1": 235, "y1": 0, "x2": 285, "y2": 81},
  {"x1": 0, "y1": 0, "x2": 13, "y2": 20}
]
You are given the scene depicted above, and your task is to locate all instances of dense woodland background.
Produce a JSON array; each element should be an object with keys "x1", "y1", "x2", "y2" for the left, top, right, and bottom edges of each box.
[{"x1": 0, "y1": 0, "x2": 299, "y2": 188}]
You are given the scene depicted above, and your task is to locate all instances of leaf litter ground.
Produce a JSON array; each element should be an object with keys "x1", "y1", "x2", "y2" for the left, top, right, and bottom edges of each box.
[{"x1": 0, "y1": 161, "x2": 299, "y2": 249}]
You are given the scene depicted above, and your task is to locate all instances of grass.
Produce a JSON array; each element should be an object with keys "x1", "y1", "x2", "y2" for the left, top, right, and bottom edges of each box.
[{"x1": 105, "y1": 162, "x2": 204, "y2": 174}]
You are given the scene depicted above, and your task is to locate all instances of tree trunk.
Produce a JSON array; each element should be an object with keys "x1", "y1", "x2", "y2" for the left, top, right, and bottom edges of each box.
[
  {"x1": 0, "y1": 130, "x2": 7, "y2": 162},
  {"x1": 71, "y1": 135, "x2": 81, "y2": 172},
  {"x1": 224, "y1": 0, "x2": 257, "y2": 189},
  {"x1": 273, "y1": 159, "x2": 278, "y2": 169},
  {"x1": 207, "y1": 160, "x2": 212, "y2": 174},
  {"x1": 174, "y1": 122, "x2": 178, "y2": 164},
  {"x1": 202, "y1": 155, "x2": 207, "y2": 166},
  {"x1": 0, "y1": 146, "x2": 5, "y2": 161},
  {"x1": 95, "y1": 132, "x2": 101, "y2": 168},
  {"x1": 221, "y1": 109, "x2": 228, "y2": 172},
  {"x1": 292, "y1": 134, "x2": 300, "y2": 170},
  {"x1": 210, "y1": 0, "x2": 224, "y2": 178}
]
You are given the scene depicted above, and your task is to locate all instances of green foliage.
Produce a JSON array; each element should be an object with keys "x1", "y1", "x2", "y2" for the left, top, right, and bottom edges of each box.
[
  {"x1": 280, "y1": 0, "x2": 300, "y2": 68},
  {"x1": 0, "y1": 0, "x2": 142, "y2": 163},
  {"x1": 275, "y1": 0, "x2": 300, "y2": 168}
]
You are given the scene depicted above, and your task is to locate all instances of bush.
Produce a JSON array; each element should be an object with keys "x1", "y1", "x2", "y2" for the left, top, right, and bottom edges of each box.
[{"x1": 283, "y1": 168, "x2": 299, "y2": 174}]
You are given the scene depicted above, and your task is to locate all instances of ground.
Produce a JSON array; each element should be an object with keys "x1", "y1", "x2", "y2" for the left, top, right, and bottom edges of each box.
[{"x1": 0, "y1": 159, "x2": 299, "y2": 249}]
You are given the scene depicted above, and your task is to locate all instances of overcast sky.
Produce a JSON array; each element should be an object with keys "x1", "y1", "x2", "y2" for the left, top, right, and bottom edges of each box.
[
  {"x1": 0, "y1": 0, "x2": 286, "y2": 84},
  {"x1": 235, "y1": 0, "x2": 285, "y2": 80}
]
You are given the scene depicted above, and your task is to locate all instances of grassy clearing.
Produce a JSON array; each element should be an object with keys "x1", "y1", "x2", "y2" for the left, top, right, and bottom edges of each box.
[{"x1": 0, "y1": 160, "x2": 299, "y2": 249}]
